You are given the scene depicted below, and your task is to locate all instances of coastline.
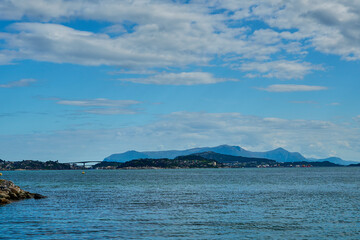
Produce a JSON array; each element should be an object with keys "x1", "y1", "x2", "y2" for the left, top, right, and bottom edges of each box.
[{"x1": 0, "y1": 179, "x2": 46, "y2": 206}]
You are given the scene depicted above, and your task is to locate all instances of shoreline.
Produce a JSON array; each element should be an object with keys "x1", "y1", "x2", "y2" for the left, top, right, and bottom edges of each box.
[
  {"x1": 0, "y1": 179, "x2": 46, "y2": 206},
  {"x1": 0, "y1": 165, "x2": 352, "y2": 172}
]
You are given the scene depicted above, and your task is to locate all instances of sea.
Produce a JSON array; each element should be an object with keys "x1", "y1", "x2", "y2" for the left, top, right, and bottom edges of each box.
[{"x1": 1, "y1": 168, "x2": 359, "y2": 239}]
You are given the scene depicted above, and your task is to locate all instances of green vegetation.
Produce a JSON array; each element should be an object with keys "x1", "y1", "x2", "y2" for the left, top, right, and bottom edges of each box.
[
  {"x1": 94, "y1": 156, "x2": 221, "y2": 169},
  {"x1": 188, "y1": 151, "x2": 278, "y2": 167},
  {"x1": 0, "y1": 159, "x2": 72, "y2": 170}
]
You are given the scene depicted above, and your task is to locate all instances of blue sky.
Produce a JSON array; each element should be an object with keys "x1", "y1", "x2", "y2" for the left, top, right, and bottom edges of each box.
[{"x1": 0, "y1": 0, "x2": 360, "y2": 162}]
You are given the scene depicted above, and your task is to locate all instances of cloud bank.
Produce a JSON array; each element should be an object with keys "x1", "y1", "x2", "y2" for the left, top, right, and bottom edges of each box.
[
  {"x1": 1, "y1": 112, "x2": 359, "y2": 162},
  {"x1": 54, "y1": 98, "x2": 142, "y2": 115},
  {"x1": 121, "y1": 72, "x2": 235, "y2": 85},
  {"x1": 0, "y1": 78, "x2": 36, "y2": 88},
  {"x1": 1, "y1": 0, "x2": 359, "y2": 83},
  {"x1": 259, "y1": 84, "x2": 328, "y2": 92}
]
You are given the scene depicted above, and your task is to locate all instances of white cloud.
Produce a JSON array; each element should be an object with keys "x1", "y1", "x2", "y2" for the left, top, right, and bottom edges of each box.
[
  {"x1": 54, "y1": 98, "x2": 141, "y2": 115},
  {"x1": 0, "y1": 78, "x2": 36, "y2": 88},
  {"x1": 121, "y1": 72, "x2": 236, "y2": 85},
  {"x1": 83, "y1": 108, "x2": 138, "y2": 115},
  {"x1": 0, "y1": 0, "x2": 209, "y2": 24},
  {"x1": 0, "y1": 50, "x2": 17, "y2": 65},
  {"x1": 0, "y1": 0, "x2": 359, "y2": 86},
  {"x1": 0, "y1": 1, "x2": 311, "y2": 78},
  {"x1": 212, "y1": 1, "x2": 360, "y2": 60},
  {"x1": 248, "y1": 0, "x2": 360, "y2": 60},
  {"x1": 57, "y1": 98, "x2": 140, "y2": 107},
  {"x1": 290, "y1": 101, "x2": 318, "y2": 105},
  {"x1": 259, "y1": 84, "x2": 328, "y2": 92},
  {"x1": 0, "y1": 0, "x2": 359, "y2": 70},
  {"x1": 2, "y1": 22, "x2": 209, "y2": 68},
  {"x1": 354, "y1": 115, "x2": 360, "y2": 123},
  {"x1": 241, "y1": 60, "x2": 323, "y2": 80},
  {"x1": 103, "y1": 24, "x2": 128, "y2": 34}
]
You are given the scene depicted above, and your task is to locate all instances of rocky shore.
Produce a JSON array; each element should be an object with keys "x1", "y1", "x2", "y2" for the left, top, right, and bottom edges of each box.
[{"x1": 0, "y1": 179, "x2": 46, "y2": 206}]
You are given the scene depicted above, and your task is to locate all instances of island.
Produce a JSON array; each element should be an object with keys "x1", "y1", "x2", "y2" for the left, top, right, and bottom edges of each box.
[
  {"x1": 93, "y1": 152, "x2": 343, "y2": 169},
  {"x1": 0, "y1": 159, "x2": 76, "y2": 171},
  {"x1": 94, "y1": 155, "x2": 221, "y2": 169}
]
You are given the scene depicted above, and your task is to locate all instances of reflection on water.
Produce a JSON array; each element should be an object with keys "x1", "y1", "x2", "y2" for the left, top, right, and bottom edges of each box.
[{"x1": 1, "y1": 168, "x2": 360, "y2": 239}]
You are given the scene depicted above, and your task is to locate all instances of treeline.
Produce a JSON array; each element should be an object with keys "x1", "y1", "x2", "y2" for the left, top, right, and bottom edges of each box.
[
  {"x1": 0, "y1": 159, "x2": 72, "y2": 170},
  {"x1": 94, "y1": 156, "x2": 221, "y2": 169}
]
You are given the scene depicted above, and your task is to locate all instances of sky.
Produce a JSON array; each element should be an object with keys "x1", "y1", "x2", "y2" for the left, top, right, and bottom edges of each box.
[{"x1": 0, "y1": 0, "x2": 360, "y2": 162}]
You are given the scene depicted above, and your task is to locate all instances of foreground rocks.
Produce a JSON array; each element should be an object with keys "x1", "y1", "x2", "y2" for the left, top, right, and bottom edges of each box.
[{"x1": 0, "y1": 179, "x2": 46, "y2": 206}]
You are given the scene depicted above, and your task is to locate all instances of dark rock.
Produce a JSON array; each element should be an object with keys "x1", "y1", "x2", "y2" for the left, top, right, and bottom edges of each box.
[
  {"x1": 32, "y1": 193, "x2": 46, "y2": 199},
  {"x1": 0, "y1": 198, "x2": 11, "y2": 205},
  {"x1": 0, "y1": 179, "x2": 46, "y2": 206}
]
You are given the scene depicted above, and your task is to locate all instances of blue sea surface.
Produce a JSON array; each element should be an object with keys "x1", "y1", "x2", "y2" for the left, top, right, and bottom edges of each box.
[{"x1": 1, "y1": 168, "x2": 359, "y2": 239}]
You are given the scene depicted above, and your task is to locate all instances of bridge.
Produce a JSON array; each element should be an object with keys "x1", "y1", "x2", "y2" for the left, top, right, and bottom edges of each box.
[{"x1": 68, "y1": 161, "x2": 102, "y2": 168}]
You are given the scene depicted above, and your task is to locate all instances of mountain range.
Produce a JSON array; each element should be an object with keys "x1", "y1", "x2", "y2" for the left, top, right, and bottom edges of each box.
[{"x1": 104, "y1": 145, "x2": 357, "y2": 165}]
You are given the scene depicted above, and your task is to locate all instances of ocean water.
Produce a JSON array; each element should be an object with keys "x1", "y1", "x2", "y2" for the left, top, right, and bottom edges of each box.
[{"x1": 0, "y1": 168, "x2": 359, "y2": 239}]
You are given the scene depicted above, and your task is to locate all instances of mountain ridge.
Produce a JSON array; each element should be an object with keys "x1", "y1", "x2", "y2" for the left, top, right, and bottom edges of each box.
[{"x1": 104, "y1": 144, "x2": 357, "y2": 165}]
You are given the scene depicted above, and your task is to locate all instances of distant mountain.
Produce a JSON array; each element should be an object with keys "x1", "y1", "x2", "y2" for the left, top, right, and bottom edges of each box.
[
  {"x1": 97, "y1": 152, "x2": 277, "y2": 169},
  {"x1": 188, "y1": 151, "x2": 278, "y2": 168},
  {"x1": 250, "y1": 147, "x2": 308, "y2": 162},
  {"x1": 104, "y1": 150, "x2": 148, "y2": 162},
  {"x1": 308, "y1": 157, "x2": 357, "y2": 166},
  {"x1": 104, "y1": 144, "x2": 356, "y2": 165},
  {"x1": 190, "y1": 151, "x2": 276, "y2": 164},
  {"x1": 104, "y1": 145, "x2": 252, "y2": 162}
]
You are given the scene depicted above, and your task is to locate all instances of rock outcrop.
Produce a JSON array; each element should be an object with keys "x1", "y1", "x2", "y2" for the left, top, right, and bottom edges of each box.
[{"x1": 0, "y1": 179, "x2": 46, "y2": 205}]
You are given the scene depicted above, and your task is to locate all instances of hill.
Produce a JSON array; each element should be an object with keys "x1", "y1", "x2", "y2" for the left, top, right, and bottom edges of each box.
[
  {"x1": 104, "y1": 145, "x2": 303, "y2": 162},
  {"x1": 0, "y1": 159, "x2": 72, "y2": 170},
  {"x1": 189, "y1": 151, "x2": 277, "y2": 167},
  {"x1": 95, "y1": 156, "x2": 221, "y2": 169},
  {"x1": 98, "y1": 151, "x2": 343, "y2": 169},
  {"x1": 348, "y1": 163, "x2": 360, "y2": 167},
  {"x1": 104, "y1": 144, "x2": 356, "y2": 165}
]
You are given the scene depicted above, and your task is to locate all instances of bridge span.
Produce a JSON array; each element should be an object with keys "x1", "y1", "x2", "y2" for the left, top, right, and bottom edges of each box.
[{"x1": 69, "y1": 161, "x2": 102, "y2": 168}]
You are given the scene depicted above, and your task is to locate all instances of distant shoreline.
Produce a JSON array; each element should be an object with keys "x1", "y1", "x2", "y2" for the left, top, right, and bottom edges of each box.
[
  {"x1": 2, "y1": 165, "x2": 357, "y2": 171},
  {"x1": 2, "y1": 154, "x2": 359, "y2": 171}
]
